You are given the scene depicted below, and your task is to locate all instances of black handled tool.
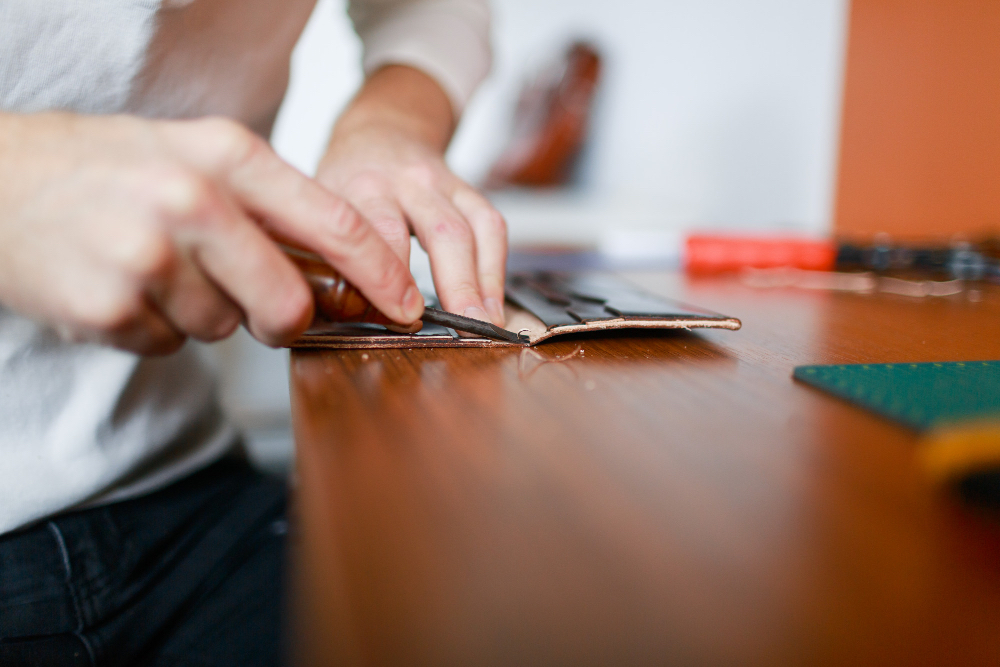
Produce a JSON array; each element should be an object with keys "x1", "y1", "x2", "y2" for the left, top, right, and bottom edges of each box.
[{"x1": 420, "y1": 307, "x2": 526, "y2": 343}]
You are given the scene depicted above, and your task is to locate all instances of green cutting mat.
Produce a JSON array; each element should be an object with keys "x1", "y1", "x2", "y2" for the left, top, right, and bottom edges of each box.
[{"x1": 793, "y1": 361, "x2": 1000, "y2": 431}]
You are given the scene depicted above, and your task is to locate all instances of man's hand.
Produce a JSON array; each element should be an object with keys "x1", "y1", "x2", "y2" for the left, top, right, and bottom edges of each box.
[
  {"x1": 0, "y1": 112, "x2": 424, "y2": 355},
  {"x1": 316, "y1": 66, "x2": 508, "y2": 326}
]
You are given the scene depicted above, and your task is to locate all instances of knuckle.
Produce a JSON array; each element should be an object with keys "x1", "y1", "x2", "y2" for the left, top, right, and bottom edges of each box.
[
  {"x1": 345, "y1": 172, "x2": 390, "y2": 198},
  {"x1": 153, "y1": 169, "x2": 216, "y2": 219},
  {"x1": 370, "y1": 256, "x2": 409, "y2": 295},
  {"x1": 80, "y1": 293, "x2": 144, "y2": 333},
  {"x1": 479, "y1": 270, "x2": 505, "y2": 290},
  {"x1": 121, "y1": 231, "x2": 176, "y2": 281},
  {"x1": 431, "y1": 216, "x2": 473, "y2": 244},
  {"x1": 451, "y1": 280, "x2": 482, "y2": 299},
  {"x1": 325, "y1": 203, "x2": 370, "y2": 249},
  {"x1": 371, "y1": 218, "x2": 409, "y2": 246},
  {"x1": 201, "y1": 312, "x2": 241, "y2": 342},
  {"x1": 196, "y1": 116, "x2": 246, "y2": 147},
  {"x1": 482, "y1": 209, "x2": 508, "y2": 237},
  {"x1": 403, "y1": 163, "x2": 439, "y2": 189},
  {"x1": 196, "y1": 116, "x2": 259, "y2": 169}
]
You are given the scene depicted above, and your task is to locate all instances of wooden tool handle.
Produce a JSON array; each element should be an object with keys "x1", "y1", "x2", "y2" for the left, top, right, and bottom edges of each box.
[{"x1": 283, "y1": 248, "x2": 394, "y2": 326}]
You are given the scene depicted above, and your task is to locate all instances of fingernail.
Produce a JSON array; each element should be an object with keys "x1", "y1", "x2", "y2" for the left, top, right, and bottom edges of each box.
[
  {"x1": 462, "y1": 306, "x2": 490, "y2": 322},
  {"x1": 484, "y1": 298, "x2": 505, "y2": 326},
  {"x1": 402, "y1": 286, "x2": 424, "y2": 321}
]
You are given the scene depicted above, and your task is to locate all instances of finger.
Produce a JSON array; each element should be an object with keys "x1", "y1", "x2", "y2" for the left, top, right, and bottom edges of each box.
[
  {"x1": 88, "y1": 302, "x2": 187, "y2": 356},
  {"x1": 57, "y1": 270, "x2": 186, "y2": 355},
  {"x1": 161, "y1": 179, "x2": 315, "y2": 346},
  {"x1": 351, "y1": 194, "x2": 411, "y2": 268},
  {"x1": 330, "y1": 173, "x2": 412, "y2": 267},
  {"x1": 145, "y1": 251, "x2": 244, "y2": 343},
  {"x1": 400, "y1": 187, "x2": 488, "y2": 321},
  {"x1": 163, "y1": 119, "x2": 422, "y2": 325},
  {"x1": 451, "y1": 188, "x2": 508, "y2": 326}
]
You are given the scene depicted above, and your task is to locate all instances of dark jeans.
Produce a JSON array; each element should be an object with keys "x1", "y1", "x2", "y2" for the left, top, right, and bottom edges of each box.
[{"x1": 0, "y1": 456, "x2": 287, "y2": 666}]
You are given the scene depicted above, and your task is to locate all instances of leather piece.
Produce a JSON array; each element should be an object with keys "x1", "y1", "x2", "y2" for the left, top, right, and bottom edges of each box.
[
  {"x1": 290, "y1": 272, "x2": 742, "y2": 349},
  {"x1": 553, "y1": 273, "x2": 716, "y2": 318},
  {"x1": 505, "y1": 276, "x2": 580, "y2": 327}
]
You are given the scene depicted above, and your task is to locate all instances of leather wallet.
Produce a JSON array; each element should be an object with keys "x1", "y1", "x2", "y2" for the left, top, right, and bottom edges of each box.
[{"x1": 290, "y1": 271, "x2": 741, "y2": 349}]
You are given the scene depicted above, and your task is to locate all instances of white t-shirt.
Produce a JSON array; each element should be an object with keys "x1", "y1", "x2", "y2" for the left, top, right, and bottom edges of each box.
[{"x1": 0, "y1": 0, "x2": 491, "y2": 535}]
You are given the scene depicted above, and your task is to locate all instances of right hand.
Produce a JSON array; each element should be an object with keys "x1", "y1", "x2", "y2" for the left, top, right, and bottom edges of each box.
[{"x1": 0, "y1": 113, "x2": 424, "y2": 354}]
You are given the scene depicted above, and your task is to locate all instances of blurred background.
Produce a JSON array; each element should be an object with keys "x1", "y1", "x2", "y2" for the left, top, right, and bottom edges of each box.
[
  {"x1": 275, "y1": 0, "x2": 848, "y2": 246},
  {"x1": 215, "y1": 0, "x2": 1000, "y2": 472}
]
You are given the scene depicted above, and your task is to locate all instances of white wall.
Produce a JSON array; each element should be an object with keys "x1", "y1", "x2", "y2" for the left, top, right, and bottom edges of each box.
[{"x1": 273, "y1": 0, "x2": 850, "y2": 243}]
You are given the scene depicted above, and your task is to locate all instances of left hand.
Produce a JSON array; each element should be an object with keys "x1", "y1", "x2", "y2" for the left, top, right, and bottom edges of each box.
[{"x1": 315, "y1": 66, "x2": 508, "y2": 327}]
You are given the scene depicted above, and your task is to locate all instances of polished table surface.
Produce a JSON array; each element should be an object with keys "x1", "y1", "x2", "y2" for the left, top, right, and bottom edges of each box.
[{"x1": 289, "y1": 272, "x2": 1000, "y2": 666}]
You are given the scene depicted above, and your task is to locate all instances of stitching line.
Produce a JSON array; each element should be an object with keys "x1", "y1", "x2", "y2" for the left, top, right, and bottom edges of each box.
[{"x1": 47, "y1": 522, "x2": 97, "y2": 667}]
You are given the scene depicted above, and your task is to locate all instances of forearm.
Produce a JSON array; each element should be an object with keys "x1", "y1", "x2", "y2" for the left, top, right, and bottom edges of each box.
[{"x1": 328, "y1": 65, "x2": 455, "y2": 155}]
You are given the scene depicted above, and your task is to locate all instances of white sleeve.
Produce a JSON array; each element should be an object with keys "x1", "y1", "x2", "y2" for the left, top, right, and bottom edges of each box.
[{"x1": 346, "y1": 0, "x2": 492, "y2": 114}]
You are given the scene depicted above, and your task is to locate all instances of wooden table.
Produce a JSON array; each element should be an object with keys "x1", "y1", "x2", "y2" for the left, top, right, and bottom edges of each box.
[{"x1": 289, "y1": 273, "x2": 1000, "y2": 666}]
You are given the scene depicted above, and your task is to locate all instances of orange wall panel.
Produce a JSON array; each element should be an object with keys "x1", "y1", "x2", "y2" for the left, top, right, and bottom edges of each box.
[{"x1": 835, "y1": 0, "x2": 1000, "y2": 240}]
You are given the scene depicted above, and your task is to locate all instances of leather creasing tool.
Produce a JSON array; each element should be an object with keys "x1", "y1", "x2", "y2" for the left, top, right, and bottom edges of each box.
[
  {"x1": 283, "y1": 245, "x2": 528, "y2": 344},
  {"x1": 419, "y1": 307, "x2": 527, "y2": 343}
]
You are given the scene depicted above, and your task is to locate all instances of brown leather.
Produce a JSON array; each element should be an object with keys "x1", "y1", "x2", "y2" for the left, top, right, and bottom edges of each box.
[{"x1": 289, "y1": 271, "x2": 741, "y2": 348}]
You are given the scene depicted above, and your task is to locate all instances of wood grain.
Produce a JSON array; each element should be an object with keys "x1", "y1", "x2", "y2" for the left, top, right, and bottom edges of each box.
[{"x1": 290, "y1": 272, "x2": 1000, "y2": 666}]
